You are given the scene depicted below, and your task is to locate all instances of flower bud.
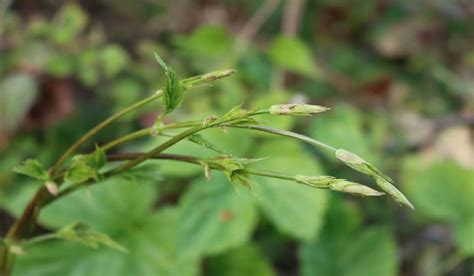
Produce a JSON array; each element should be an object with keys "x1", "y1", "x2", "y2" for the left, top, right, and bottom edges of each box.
[
  {"x1": 269, "y1": 104, "x2": 330, "y2": 116},
  {"x1": 329, "y1": 180, "x2": 385, "y2": 196},
  {"x1": 294, "y1": 175, "x2": 335, "y2": 188},
  {"x1": 294, "y1": 175, "x2": 384, "y2": 196},
  {"x1": 201, "y1": 69, "x2": 236, "y2": 82},
  {"x1": 45, "y1": 181, "x2": 59, "y2": 196}
]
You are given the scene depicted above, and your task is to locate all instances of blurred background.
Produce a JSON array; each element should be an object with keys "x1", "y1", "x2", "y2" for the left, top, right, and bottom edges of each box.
[{"x1": 0, "y1": 0, "x2": 473, "y2": 275}]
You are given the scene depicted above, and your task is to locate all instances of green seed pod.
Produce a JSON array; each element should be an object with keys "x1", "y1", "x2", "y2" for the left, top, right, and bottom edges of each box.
[
  {"x1": 269, "y1": 104, "x2": 330, "y2": 116},
  {"x1": 294, "y1": 175, "x2": 335, "y2": 188},
  {"x1": 295, "y1": 175, "x2": 384, "y2": 196},
  {"x1": 329, "y1": 180, "x2": 385, "y2": 196}
]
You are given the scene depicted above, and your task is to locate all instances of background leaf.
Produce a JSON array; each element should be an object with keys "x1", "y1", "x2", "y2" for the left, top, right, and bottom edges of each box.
[
  {"x1": 206, "y1": 244, "x2": 276, "y2": 276},
  {"x1": 177, "y1": 172, "x2": 257, "y2": 258},
  {"x1": 268, "y1": 36, "x2": 320, "y2": 78},
  {"x1": 251, "y1": 139, "x2": 328, "y2": 241},
  {"x1": 403, "y1": 159, "x2": 474, "y2": 255},
  {"x1": 299, "y1": 198, "x2": 398, "y2": 276}
]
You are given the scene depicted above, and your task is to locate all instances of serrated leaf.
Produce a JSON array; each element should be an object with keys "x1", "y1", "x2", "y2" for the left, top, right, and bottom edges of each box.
[
  {"x1": 64, "y1": 148, "x2": 106, "y2": 185},
  {"x1": 65, "y1": 159, "x2": 97, "y2": 185},
  {"x1": 252, "y1": 140, "x2": 328, "y2": 241},
  {"x1": 268, "y1": 36, "x2": 320, "y2": 78},
  {"x1": 178, "y1": 173, "x2": 257, "y2": 257},
  {"x1": 155, "y1": 53, "x2": 186, "y2": 114},
  {"x1": 13, "y1": 159, "x2": 49, "y2": 181}
]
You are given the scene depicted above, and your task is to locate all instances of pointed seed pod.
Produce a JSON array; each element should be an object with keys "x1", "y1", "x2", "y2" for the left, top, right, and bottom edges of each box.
[{"x1": 269, "y1": 104, "x2": 330, "y2": 116}]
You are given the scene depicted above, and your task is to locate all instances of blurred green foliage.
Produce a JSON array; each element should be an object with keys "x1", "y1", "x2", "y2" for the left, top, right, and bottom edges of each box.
[{"x1": 0, "y1": 0, "x2": 473, "y2": 275}]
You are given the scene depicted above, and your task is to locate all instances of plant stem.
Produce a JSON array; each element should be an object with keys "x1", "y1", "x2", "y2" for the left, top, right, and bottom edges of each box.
[
  {"x1": 107, "y1": 125, "x2": 208, "y2": 175},
  {"x1": 100, "y1": 109, "x2": 270, "y2": 153},
  {"x1": 50, "y1": 90, "x2": 163, "y2": 176},
  {"x1": 101, "y1": 120, "x2": 201, "y2": 152},
  {"x1": 50, "y1": 153, "x2": 313, "y2": 203},
  {"x1": 227, "y1": 124, "x2": 337, "y2": 153},
  {"x1": 22, "y1": 233, "x2": 57, "y2": 247}
]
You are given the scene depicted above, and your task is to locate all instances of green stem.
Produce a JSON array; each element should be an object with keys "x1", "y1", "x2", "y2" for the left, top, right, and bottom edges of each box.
[
  {"x1": 227, "y1": 124, "x2": 337, "y2": 153},
  {"x1": 242, "y1": 169, "x2": 295, "y2": 181},
  {"x1": 99, "y1": 109, "x2": 270, "y2": 153},
  {"x1": 50, "y1": 91, "x2": 163, "y2": 176},
  {"x1": 101, "y1": 120, "x2": 201, "y2": 152},
  {"x1": 22, "y1": 233, "x2": 57, "y2": 247},
  {"x1": 106, "y1": 125, "x2": 207, "y2": 175}
]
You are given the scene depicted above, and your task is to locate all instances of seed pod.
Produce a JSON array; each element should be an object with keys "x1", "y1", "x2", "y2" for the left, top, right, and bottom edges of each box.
[
  {"x1": 269, "y1": 104, "x2": 330, "y2": 116},
  {"x1": 329, "y1": 180, "x2": 385, "y2": 196}
]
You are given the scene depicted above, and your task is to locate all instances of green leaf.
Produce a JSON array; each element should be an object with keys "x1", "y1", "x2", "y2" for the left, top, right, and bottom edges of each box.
[
  {"x1": 13, "y1": 159, "x2": 49, "y2": 181},
  {"x1": 40, "y1": 167, "x2": 159, "y2": 232},
  {"x1": 403, "y1": 159, "x2": 474, "y2": 254},
  {"x1": 45, "y1": 53, "x2": 75, "y2": 77},
  {"x1": 207, "y1": 244, "x2": 276, "y2": 276},
  {"x1": 50, "y1": 3, "x2": 88, "y2": 45},
  {"x1": 155, "y1": 53, "x2": 186, "y2": 114},
  {"x1": 99, "y1": 44, "x2": 129, "y2": 78},
  {"x1": 299, "y1": 199, "x2": 397, "y2": 276},
  {"x1": 0, "y1": 73, "x2": 39, "y2": 133},
  {"x1": 15, "y1": 208, "x2": 198, "y2": 276},
  {"x1": 300, "y1": 226, "x2": 398, "y2": 276},
  {"x1": 178, "y1": 173, "x2": 257, "y2": 257},
  {"x1": 65, "y1": 158, "x2": 97, "y2": 185},
  {"x1": 15, "y1": 168, "x2": 199, "y2": 275},
  {"x1": 176, "y1": 25, "x2": 232, "y2": 57},
  {"x1": 56, "y1": 221, "x2": 128, "y2": 253},
  {"x1": 268, "y1": 35, "x2": 321, "y2": 78},
  {"x1": 252, "y1": 140, "x2": 328, "y2": 241},
  {"x1": 64, "y1": 148, "x2": 106, "y2": 185}
]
